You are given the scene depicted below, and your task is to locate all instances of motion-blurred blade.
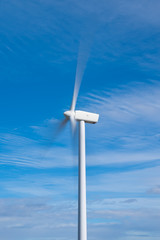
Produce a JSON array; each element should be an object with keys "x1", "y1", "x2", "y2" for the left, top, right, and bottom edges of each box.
[
  {"x1": 40, "y1": 117, "x2": 68, "y2": 162},
  {"x1": 70, "y1": 114, "x2": 76, "y2": 137},
  {"x1": 54, "y1": 117, "x2": 69, "y2": 138},
  {"x1": 70, "y1": 114, "x2": 78, "y2": 155},
  {"x1": 70, "y1": 76, "x2": 81, "y2": 112},
  {"x1": 70, "y1": 38, "x2": 91, "y2": 111}
]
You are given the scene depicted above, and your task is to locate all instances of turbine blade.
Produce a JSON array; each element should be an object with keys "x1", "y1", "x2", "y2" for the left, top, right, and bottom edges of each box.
[
  {"x1": 70, "y1": 114, "x2": 76, "y2": 137},
  {"x1": 39, "y1": 117, "x2": 68, "y2": 163},
  {"x1": 70, "y1": 76, "x2": 81, "y2": 111},
  {"x1": 70, "y1": 38, "x2": 91, "y2": 111},
  {"x1": 69, "y1": 115, "x2": 78, "y2": 157},
  {"x1": 54, "y1": 117, "x2": 68, "y2": 139}
]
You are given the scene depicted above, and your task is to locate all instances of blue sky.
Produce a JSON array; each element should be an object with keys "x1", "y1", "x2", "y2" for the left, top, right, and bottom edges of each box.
[{"x1": 0, "y1": 0, "x2": 160, "y2": 239}]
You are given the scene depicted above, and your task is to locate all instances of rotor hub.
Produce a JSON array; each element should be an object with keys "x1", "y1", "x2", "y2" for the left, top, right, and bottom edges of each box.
[{"x1": 64, "y1": 110, "x2": 75, "y2": 118}]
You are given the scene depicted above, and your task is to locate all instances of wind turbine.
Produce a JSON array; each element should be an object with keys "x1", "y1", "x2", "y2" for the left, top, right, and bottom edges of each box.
[{"x1": 57, "y1": 77, "x2": 99, "y2": 240}]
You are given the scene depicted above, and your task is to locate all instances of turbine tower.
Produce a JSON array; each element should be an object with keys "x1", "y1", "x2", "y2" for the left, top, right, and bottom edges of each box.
[{"x1": 58, "y1": 78, "x2": 99, "y2": 240}]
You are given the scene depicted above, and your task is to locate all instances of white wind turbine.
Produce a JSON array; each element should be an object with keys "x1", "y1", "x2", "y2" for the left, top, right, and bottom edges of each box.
[{"x1": 56, "y1": 74, "x2": 99, "y2": 240}]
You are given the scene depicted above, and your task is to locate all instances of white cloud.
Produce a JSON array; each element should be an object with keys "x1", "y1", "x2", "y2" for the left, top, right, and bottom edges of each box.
[
  {"x1": 0, "y1": 133, "x2": 75, "y2": 168},
  {"x1": 2, "y1": 81, "x2": 160, "y2": 169},
  {"x1": 147, "y1": 185, "x2": 160, "y2": 195},
  {"x1": 2, "y1": 0, "x2": 160, "y2": 73},
  {"x1": 86, "y1": 81, "x2": 160, "y2": 124},
  {"x1": 1, "y1": 133, "x2": 160, "y2": 169},
  {"x1": 0, "y1": 198, "x2": 77, "y2": 240},
  {"x1": 82, "y1": 81, "x2": 160, "y2": 153},
  {"x1": 0, "y1": 196, "x2": 160, "y2": 240},
  {"x1": 86, "y1": 166, "x2": 160, "y2": 198}
]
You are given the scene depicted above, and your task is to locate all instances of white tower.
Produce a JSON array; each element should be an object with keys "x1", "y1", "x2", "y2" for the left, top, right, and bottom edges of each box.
[{"x1": 64, "y1": 110, "x2": 99, "y2": 240}]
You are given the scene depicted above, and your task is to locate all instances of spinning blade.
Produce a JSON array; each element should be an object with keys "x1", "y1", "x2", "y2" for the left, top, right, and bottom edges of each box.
[
  {"x1": 70, "y1": 75, "x2": 81, "y2": 112},
  {"x1": 55, "y1": 117, "x2": 69, "y2": 138}
]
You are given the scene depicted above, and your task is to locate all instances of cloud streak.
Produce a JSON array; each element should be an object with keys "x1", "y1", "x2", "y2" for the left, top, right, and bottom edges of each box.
[
  {"x1": 1, "y1": 81, "x2": 160, "y2": 169},
  {"x1": 0, "y1": 197, "x2": 159, "y2": 240},
  {"x1": 83, "y1": 81, "x2": 160, "y2": 153}
]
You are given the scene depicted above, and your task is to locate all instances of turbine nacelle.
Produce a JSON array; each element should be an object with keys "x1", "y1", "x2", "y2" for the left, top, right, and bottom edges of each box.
[{"x1": 64, "y1": 110, "x2": 99, "y2": 124}]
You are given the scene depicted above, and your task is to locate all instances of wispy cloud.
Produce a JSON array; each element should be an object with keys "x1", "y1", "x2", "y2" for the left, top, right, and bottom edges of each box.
[
  {"x1": 1, "y1": 81, "x2": 160, "y2": 168},
  {"x1": 83, "y1": 81, "x2": 160, "y2": 152},
  {"x1": 0, "y1": 198, "x2": 77, "y2": 240},
  {"x1": 147, "y1": 185, "x2": 160, "y2": 195},
  {"x1": 1, "y1": 0, "x2": 160, "y2": 74},
  {"x1": 0, "y1": 197, "x2": 159, "y2": 240},
  {"x1": 1, "y1": 133, "x2": 160, "y2": 169},
  {"x1": 86, "y1": 81, "x2": 160, "y2": 124}
]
